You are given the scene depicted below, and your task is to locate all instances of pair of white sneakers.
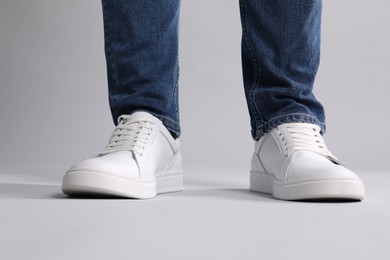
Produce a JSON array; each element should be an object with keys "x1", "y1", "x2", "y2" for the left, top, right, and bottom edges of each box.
[{"x1": 62, "y1": 112, "x2": 365, "y2": 200}]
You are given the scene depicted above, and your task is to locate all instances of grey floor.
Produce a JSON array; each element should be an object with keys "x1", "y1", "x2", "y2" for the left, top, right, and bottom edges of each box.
[{"x1": 1, "y1": 164, "x2": 389, "y2": 260}]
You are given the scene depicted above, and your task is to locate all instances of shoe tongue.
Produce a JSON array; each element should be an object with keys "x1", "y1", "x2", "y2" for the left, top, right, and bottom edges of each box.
[{"x1": 117, "y1": 112, "x2": 157, "y2": 125}]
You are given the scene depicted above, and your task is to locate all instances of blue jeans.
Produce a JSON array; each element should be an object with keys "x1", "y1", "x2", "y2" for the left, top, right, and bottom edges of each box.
[{"x1": 102, "y1": 0, "x2": 325, "y2": 140}]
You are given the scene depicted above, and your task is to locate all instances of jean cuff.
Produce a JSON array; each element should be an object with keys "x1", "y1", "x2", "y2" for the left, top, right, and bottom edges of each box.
[
  {"x1": 253, "y1": 113, "x2": 326, "y2": 140},
  {"x1": 153, "y1": 114, "x2": 181, "y2": 138}
]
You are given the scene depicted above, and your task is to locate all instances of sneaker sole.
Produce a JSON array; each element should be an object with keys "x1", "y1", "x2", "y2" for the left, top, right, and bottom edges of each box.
[
  {"x1": 62, "y1": 171, "x2": 183, "y2": 199},
  {"x1": 250, "y1": 171, "x2": 365, "y2": 201}
]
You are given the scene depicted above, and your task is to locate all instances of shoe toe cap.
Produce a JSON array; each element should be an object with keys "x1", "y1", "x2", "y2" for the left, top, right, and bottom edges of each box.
[
  {"x1": 67, "y1": 151, "x2": 140, "y2": 180},
  {"x1": 287, "y1": 151, "x2": 361, "y2": 182}
]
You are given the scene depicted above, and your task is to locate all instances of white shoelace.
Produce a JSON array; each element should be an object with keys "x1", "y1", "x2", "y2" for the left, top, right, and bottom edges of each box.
[
  {"x1": 275, "y1": 123, "x2": 338, "y2": 162},
  {"x1": 98, "y1": 115, "x2": 155, "y2": 157}
]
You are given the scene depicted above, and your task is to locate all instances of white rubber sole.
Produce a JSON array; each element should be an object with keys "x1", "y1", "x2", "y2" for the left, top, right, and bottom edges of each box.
[
  {"x1": 250, "y1": 171, "x2": 365, "y2": 201},
  {"x1": 62, "y1": 171, "x2": 183, "y2": 199}
]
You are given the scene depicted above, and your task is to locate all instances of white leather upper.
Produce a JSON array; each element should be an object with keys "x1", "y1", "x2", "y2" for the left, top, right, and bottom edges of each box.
[
  {"x1": 252, "y1": 123, "x2": 360, "y2": 182},
  {"x1": 67, "y1": 112, "x2": 181, "y2": 182}
]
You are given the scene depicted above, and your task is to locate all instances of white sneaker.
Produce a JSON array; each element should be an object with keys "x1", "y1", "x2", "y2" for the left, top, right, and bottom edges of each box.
[
  {"x1": 62, "y1": 112, "x2": 183, "y2": 199},
  {"x1": 250, "y1": 123, "x2": 365, "y2": 200}
]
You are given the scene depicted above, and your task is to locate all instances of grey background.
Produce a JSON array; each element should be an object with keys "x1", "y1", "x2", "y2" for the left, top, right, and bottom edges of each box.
[
  {"x1": 1, "y1": 1, "x2": 390, "y2": 260},
  {"x1": 0, "y1": 0, "x2": 389, "y2": 172}
]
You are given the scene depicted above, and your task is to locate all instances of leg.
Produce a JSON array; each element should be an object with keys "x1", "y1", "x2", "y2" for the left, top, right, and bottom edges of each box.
[
  {"x1": 239, "y1": 0, "x2": 325, "y2": 140},
  {"x1": 62, "y1": 1, "x2": 183, "y2": 199},
  {"x1": 240, "y1": 0, "x2": 365, "y2": 200},
  {"x1": 102, "y1": 0, "x2": 181, "y2": 136}
]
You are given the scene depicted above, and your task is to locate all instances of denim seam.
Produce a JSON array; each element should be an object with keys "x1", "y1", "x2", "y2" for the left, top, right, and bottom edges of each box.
[
  {"x1": 102, "y1": 0, "x2": 118, "y2": 116},
  {"x1": 255, "y1": 113, "x2": 326, "y2": 139},
  {"x1": 173, "y1": 48, "x2": 180, "y2": 117},
  {"x1": 173, "y1": 66, "x2": 179, "y2": 115},
  {"x1": 173, "y1": 0, "x2": 181, "y2": 118},
  {"x1": 240, "y1": 0, "x2": 263, "y2": 130}
]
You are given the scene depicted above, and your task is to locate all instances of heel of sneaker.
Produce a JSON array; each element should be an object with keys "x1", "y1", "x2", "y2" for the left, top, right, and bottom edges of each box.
[
  {"x1": 156, "y1": 151, "x2": 183, "y2": 194},
  {"x1": 250, "y1": 171, "x2": 274, "y2": 195},
  {"x1": 156, "y1": 173, "x2": 183, "y2": 194}
]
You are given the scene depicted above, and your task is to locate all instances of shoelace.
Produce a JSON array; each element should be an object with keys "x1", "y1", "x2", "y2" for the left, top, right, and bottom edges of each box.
[
  {"x1": 98, "y1": 115, "x2": 155, "y2": 157},
  {"x1": 276, "y1": 123, "x2": 338, "y2": 162}
]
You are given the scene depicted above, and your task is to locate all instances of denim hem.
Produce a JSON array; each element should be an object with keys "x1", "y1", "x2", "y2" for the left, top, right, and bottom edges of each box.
[
  {"x1": 253, "y1": 113, "x2": 326, "y2": 140},
  {"x1": 153, "y1": 114, "x2": 181, "y2": 138}
]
